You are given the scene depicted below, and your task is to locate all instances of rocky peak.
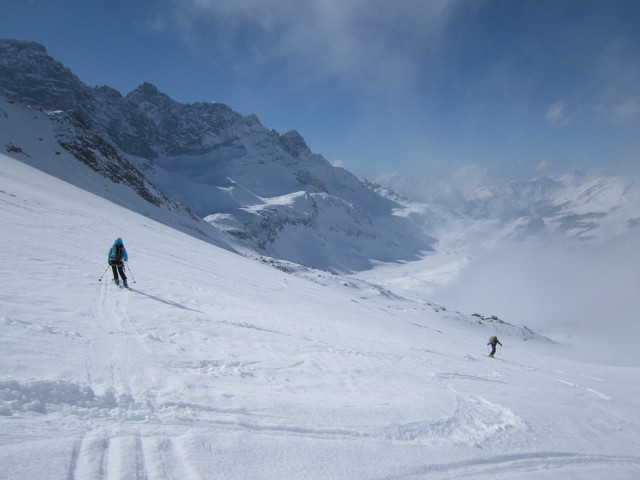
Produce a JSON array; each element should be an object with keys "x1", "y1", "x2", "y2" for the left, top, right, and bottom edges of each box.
[
  {"x1": 0, "y1": 39, "x2": 93, "y2": 111},
  {"x1": 126, "y1": 82, "x2": 173, "y2": 106},
  {"x1": 278, "y1": 130, "x2": 311, "y2": 158},
  {"x1": 128, "y1": 81, "x2": 160, "y2": 96},
  {"x1": 93, "y1": 85, "x2": 124, "y2": 102},
  {"x1": 0, "y1": 38, "x2": 47, "y2": 57}
]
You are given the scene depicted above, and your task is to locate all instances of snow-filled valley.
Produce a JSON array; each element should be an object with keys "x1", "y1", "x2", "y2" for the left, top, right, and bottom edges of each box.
[{"x1": 2, "y1": 153, "x2": 640, "y2": 479}]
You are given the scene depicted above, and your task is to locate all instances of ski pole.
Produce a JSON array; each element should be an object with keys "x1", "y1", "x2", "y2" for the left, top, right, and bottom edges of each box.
[
  {"x1": 98, "y1": 265, "x2": 110, "y2": 282},
  {"x1": 125, "y1": 261, "x2": 136, "y2": 284}
]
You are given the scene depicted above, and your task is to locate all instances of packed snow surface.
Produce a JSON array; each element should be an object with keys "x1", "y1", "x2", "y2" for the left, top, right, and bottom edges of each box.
[{"x1": 1, "y1": 153, "x2": 639, "y2": 479}]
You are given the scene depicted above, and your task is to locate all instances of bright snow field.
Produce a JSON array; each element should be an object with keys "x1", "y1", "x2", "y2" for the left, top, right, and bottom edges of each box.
[{"x1": 1, "y1": 153, "x2": 639, "y2": 479}]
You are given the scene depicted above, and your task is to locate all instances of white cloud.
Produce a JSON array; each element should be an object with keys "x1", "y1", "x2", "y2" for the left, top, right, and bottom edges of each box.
[
  {"x1": 545, "y1": 100, "x2": 570, "y2": 126},
  {"x1": 595, "y1": 98, "x2": 640, "y2": 124},
  {"x1": 452, "y1": 164, "x2": 487, "y2": 194},
  {"x1": 611, "y1": 99, "x2": 640, "y2": 122},
  {"x1": 594, "y1": 40, "x2": 640, "y2": 124},
  {"x1": 534, "y1": 159, "x2": 552, "y2": 173},
  {"x1": 159, "y1": 0, "x2": 458, "y2": 93}
]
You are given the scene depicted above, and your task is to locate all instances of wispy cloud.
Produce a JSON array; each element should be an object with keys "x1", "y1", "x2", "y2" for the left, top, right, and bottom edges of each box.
[
  {"x1": 598, "y1": 99, "x2": 640, "y2": 124},
  {"x1": 545, "y1": 100, "x2": 570, "y2": 127},
  {"x1": 612, "y1": 99, "x2": 640, "y2": 120},
  {"x1": 156, "y1": 0, "x2": 458, "y2": 94},
  {"x1": 534, "y1": 159, "x2": 552, "y2": 173},
  {"x1": 594, "y1": 38, "x2": 640, "y2": 125}
]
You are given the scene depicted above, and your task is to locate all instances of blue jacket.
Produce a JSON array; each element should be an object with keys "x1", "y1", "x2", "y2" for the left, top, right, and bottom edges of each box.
[{"x1": 108, "y1": 240, "x2": 128, "y2": 263}]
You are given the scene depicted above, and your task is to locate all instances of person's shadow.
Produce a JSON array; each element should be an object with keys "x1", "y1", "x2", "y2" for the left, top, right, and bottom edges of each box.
[{"x1": 129, "y1": 288, "x2": 202, "y2": 313}]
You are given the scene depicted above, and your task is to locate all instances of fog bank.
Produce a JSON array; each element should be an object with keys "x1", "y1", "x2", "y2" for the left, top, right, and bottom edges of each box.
[{"x1": 432, "y1": 234, "x2": 640, "y2": 365}]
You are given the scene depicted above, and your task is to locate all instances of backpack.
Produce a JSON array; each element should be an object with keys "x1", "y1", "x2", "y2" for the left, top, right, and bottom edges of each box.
[
  {"x1": 111, "y1": 244, "x2": 124, "y2": 262},
  {"x1": 489, "y1": 336, "x2": 497, "y2": 344}
]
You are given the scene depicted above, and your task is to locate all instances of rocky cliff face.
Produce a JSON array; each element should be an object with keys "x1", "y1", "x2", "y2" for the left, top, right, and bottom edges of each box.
[
  {"x1": 49, "y1": 109, "x2": 195, "y2": 216},
  {"x1": 0, "y1": 40, "x2": 92, "y2": 112}
]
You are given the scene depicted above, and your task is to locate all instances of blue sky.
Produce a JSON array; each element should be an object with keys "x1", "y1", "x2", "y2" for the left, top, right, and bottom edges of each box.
[{"x1": 2, "y1": 0, "x2": 639, "y2": 179}]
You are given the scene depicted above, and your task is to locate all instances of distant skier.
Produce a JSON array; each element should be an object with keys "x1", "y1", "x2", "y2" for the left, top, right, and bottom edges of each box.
[
  {"x1": 108, "y1": 237, "x2": 128, "y2": 287},
  {"x1": 487, "y1": 336, "x2": 502, "y2": 357}
]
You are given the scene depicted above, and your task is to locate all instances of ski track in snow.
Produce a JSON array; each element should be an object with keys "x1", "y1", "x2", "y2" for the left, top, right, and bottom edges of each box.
[
  {"x1": 69, "y1": 431, "x2": 199, "y2": 480},
  {"x1": 380, "y1": 452, "x2": 640, "y2": 480}
]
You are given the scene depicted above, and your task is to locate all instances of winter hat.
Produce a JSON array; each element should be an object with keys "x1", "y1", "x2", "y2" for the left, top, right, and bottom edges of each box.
[{"x1": 114, "y1": 237, "x2": 123, "y2": 245}]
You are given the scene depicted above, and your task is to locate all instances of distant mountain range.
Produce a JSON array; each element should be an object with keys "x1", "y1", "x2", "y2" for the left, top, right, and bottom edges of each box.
[
  {"x1": 1, "y1": 38, "x2": 638, "y2": 274},
  {"x1": 376, "y1": 169, "x2": 640, "y2": 246}
]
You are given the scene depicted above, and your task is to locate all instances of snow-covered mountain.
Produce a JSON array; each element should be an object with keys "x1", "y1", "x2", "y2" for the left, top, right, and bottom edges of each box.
[
  {"x1": 376, "y1": 169, "x2": 640, "y2": 245},
  {"x1": 0, "y1": 39, "x2": 430, "y2": 272},
  {"x1": 2, "y1": 151, "x2": 640, "y2": 479}
]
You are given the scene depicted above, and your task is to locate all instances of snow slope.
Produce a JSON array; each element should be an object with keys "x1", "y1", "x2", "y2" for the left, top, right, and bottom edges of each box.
[{"x1": 2, "y1": 153, "x2": 639, "y2": 479}]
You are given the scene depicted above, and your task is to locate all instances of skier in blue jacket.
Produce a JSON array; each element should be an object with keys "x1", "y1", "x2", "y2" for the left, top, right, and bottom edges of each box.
[{"x1": 108, "y1": 237, "x2": 129, "y2": 287}]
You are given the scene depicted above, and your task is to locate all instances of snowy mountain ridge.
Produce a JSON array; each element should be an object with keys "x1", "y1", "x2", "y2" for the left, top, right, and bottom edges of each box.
[{"x1": 0, "y1": 38, "x2": 429, "y2": 273}]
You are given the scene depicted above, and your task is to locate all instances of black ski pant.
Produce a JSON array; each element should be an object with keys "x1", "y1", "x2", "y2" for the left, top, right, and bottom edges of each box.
[
  {"x1": 489, "y1": 344, "x2": 497, "y2": 356},
  {"x1": 110, "y1": 260, "x2": 127, "y2": 282}
]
